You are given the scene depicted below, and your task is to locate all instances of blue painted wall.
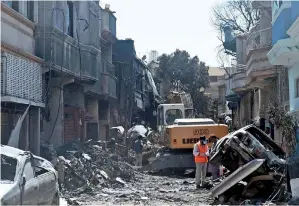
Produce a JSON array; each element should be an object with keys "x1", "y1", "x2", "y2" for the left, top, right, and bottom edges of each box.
[
  {"x1": 288, "y1": 63, "x2": 299, "y2": 112},
  {"x1": 272, "y1": 1, "x2": 299, "y2": 45}
]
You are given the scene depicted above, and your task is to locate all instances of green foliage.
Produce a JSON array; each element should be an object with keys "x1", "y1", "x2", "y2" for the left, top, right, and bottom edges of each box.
[
  {"x1": 268, "y1": 105, "x2": 298, "y2": 156},
  {"x1": 157, "y1": 49, "x2": 210, "y2": 116}
]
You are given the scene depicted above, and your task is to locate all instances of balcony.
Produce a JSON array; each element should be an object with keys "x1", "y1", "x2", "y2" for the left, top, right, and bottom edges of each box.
[
  {"x1": 35, "y1": 27, "x2": 99, "y2": 83},
  {"x1": 1, "y1": 53, "x2": 44, "y2": 107},
  {"x1": 101, "y1": 9, "x2": 117, "y2": 43},
  {"x1": 232, "y1": 65, "x2": 247, "y2": 94},
  {"x1": 87, "y1": 61, "x2": 117, "y2": 99},
  {"x1": 102, "y1": 60, "x2": 115, "y2": 76},
  {"x1": 245, "y1": 27, "x2": 277, "y2": 87},
  {"x1": 245, "y1": 28, "x2": 272, "y2": 57},
  {"x1": 99, "y1": 73, "x2": 117, "y2": 98}
]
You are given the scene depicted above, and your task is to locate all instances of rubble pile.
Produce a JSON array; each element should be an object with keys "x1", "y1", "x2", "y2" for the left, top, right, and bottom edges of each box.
[{"x1": 57, "y1": 140, "x2": 136, "y2": 195}]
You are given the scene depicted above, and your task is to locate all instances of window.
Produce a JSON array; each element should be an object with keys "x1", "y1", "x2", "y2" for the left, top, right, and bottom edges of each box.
[
  {"x1": 165, "y1": 109, "x2": 183, "y2": 125},
  {"x1": 136, "y1": 76, "x2": 143, "y2": 92},
  {"x1": 23, "y1": 161, "x2": 35, "y2": 181},
  {"x1": 66, "y1": 1, "x2": 74, "y2": 37},
  {"x1": 1, "y1": 155, "x2": 17, "y2": 182},
  {"x1": 3, "y1": 1, "x2": 18, "y2": 11},
  {"x1": 209, "y1": 76, "x2": 218, "y2": 83},
  {"x1": 296, "y1": 79, "x2": 299, "y2": 98},
  {"x1": 26, "y1": 1, "x2": 34, "y2": 21},
  {"x1": 3, "y1": 1, "x2": 12, "y2": 7}
]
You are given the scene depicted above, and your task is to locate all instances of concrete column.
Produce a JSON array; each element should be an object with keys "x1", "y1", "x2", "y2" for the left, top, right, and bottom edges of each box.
[{"x1": 41, "y1": 77, "x2": 65, "y2": 147}]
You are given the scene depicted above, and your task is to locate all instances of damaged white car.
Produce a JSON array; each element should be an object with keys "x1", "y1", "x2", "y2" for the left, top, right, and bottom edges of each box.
[
  {"x1": 209, "y1": 125, "x2": 287, "y2": 204},
  {"x1": 1, "y1": 145, "x2": 60, "y2": 205}
]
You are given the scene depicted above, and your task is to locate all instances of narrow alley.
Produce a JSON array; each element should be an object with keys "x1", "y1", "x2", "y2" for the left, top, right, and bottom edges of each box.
[{"x1": 1, "y1": 0, "x2": 299, "y2": 205}]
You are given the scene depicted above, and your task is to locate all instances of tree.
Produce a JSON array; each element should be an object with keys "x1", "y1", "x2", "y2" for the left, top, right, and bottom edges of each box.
[
  {"x1": 268, "y1": 105, "x2": 298, "y2": 156},
  {"x1": 211, "y1": 0, "x2": 260, "y2": 71},
  {"x1": 157, "y1": 49, "x2": 210, "y2": 116}
]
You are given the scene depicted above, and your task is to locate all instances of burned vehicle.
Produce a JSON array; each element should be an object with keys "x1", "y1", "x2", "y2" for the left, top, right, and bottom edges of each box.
[
  {"x1": 209, "y1": 125, "x2": 286, "y2": 203},
  {"x1": 1, "y1": 145, "x2": 60, "y2": 205}
]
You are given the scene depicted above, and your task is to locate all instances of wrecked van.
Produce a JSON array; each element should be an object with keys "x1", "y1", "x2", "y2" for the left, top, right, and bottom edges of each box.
[
  {"x1": 209, "y1": 125, "x2": 286, "y2": 203},
  {"x1": 1, "y1": 144, "x2": 60, "y2": 205}
]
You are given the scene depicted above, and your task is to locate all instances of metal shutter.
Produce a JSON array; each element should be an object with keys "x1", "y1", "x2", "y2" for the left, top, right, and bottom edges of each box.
[{"x1": 1, "y1": 56, "x2": 6, "y2": 94}]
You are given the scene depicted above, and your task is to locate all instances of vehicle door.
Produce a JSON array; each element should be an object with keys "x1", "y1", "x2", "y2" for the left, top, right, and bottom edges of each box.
[
  {"x1": 21, "y1": 159, "x2": 39, "y2": 205},
  {"x1": 34, "y1": 158, "x2": 57, "y2": 205}
]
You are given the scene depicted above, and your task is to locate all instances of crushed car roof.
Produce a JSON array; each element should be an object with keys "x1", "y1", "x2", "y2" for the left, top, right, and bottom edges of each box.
[{"x1": 0, "y1": 144, "x2": 29, "y2": 158}]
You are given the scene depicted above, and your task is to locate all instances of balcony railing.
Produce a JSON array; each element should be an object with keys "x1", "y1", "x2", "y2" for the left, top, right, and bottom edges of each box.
[
  {"x1": 88, "y1": 73, "x2": 116, "y2": 98},
  {"x1": 245, "y1": 27, "x2": 272, "y2": 57},
  {"x1": 100, "y1": 73, "x2": 116, "y2": 98},
  {"x1": 102, "y1": 60, "x2": 115, "y2": 76},
  {"x1": 36, "y1": 28, "x2": 98, "y2": 82},
  {"x1": 232, "y1": 71, "x2": 246, "y2": 87}
]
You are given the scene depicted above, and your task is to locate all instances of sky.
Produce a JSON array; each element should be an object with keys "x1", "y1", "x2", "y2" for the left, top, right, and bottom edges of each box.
[{"x1": 101, "y1": 0, "x2": 221, "y2": 67}]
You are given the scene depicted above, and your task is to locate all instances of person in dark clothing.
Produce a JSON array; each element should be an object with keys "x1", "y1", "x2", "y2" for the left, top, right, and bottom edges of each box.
[
  {"x1": 209, "y1": 135, "x2": 220, "y2": 180},
  {"x1": 134, "y1": 135, "x2": 144, "y2": 167}
]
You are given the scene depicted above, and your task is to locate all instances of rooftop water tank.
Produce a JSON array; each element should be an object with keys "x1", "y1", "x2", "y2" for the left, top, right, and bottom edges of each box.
[{"x1": 223, "y1": 25, "x2": 234, "y2": 43}]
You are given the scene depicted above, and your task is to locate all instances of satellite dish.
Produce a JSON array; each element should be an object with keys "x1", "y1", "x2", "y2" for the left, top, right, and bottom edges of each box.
[{"x1": 142, "y1": 55, "x2": 147, "y2": 61}]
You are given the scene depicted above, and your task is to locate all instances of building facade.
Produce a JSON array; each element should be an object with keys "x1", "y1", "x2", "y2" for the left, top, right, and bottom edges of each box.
[
  {"x1": 205, "y1": 67, "x2": 226, "y2": 120},
  {"x1": 1, "y1": 1, "x2": 43, "y2": 155},
  {"x1": 267, "y1": 1, "x2": 299, "y2": 199},
  {"x1": 223, "y1": 1, "x2": 289, "y2": 143},
  {"x1": 33, "y1": 1, "x2": 117, "y2": 146},
  {"x1": 268, "y1": 1, "x2": 299, "y2": 119},
  {"x1": 113, "y1": 39, "x2": 158, "y2": 129}
]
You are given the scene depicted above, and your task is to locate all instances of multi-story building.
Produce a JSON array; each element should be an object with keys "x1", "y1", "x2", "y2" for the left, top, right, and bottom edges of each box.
[
  {"x1": 93, "y1": 4, "x2": 117, "y2": 141},
  {"x1": 1, "y1": 1, "x2": 44, "y2": 155},
  {"x1": 268, "y1": 1, "x2": 299, "y2": 120},
  {"x1": 113, "y1": 39, "x2": 158, "y2": 129},
  {"x1": 223, "y1": 1, "x2": 289, "y2": 142},
  {"x1": 205, "y1": 67, "x2": 226, "y2": 119},
  {"x1": 34, "y1": 1, "x2": 117, "y2": 146},
  {"x1": 267, "y1": 1, "x2": 299, "y2": 199}
]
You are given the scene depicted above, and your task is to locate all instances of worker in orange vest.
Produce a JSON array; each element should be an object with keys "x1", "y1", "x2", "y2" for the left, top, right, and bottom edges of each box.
[{"x1": 193, "y1": 135, "x2": 209, "y2": 189}]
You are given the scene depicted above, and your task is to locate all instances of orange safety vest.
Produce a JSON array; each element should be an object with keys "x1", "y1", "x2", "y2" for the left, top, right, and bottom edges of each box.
[{"x1": 194, "y1": 143, "x2": 208, "y2": 163}]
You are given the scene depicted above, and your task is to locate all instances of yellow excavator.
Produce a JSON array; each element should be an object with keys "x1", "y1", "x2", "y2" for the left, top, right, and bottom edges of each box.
[{"x1": 143, "y1": 91, "x2": 229, "y2": 173}]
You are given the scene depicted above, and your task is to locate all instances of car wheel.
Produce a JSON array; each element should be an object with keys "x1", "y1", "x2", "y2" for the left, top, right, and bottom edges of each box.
[{"x1": 51, "y1": 193, "x2": 60, "y2": 206}]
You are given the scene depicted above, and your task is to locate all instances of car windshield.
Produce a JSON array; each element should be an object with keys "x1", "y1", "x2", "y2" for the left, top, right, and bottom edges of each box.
[{"x1": 1, "y1": 155, "x2": 17, "y2": 183}]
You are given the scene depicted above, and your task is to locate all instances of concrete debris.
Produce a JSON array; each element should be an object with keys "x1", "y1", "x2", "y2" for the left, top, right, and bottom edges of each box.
[
  {"x1": 53, "y1": 139, "x2": 136, "y2": 197},
  {"x1": 82, "y1": 153, "x2": 91, "y2": 160},
  {"x1": 100, "y1": 170, "x2": 109, "y2": 179},
  {"x1": 115, "y1": 177, "x2": 126, "y2": 186},
  {"x1": 209, "y1": 125, "x2": 290, "y2": 205}
]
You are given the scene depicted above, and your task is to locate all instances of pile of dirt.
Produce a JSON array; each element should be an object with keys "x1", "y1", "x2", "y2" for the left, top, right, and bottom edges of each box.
[{"x1": 57, "y1": 140, "x2": 136, "y2": 196}]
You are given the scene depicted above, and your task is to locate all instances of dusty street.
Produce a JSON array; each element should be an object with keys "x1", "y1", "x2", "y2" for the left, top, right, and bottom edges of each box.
[{"x1": 64, "y1": 171, "x2": 213, "y2": 205}]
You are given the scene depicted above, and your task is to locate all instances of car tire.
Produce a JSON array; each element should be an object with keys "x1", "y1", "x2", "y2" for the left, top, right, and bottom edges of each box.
[{"x1": 51, "y1": 193, "x2": 60, "y2": 206}]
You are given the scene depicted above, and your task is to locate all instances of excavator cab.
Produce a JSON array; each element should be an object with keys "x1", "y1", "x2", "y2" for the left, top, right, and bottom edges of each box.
[{"x1": 157, "y1": 104, "x2": 185, "y2": 133}]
